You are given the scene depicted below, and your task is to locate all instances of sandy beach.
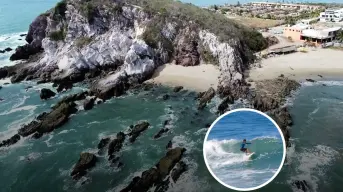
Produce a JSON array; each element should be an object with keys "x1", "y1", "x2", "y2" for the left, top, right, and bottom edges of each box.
[
  {"x1": 146, "y1": 64, "x2": 220, "y2": 92},
  {"x1": 248, "y1": 49, "x2": 343, "y2": 81}
]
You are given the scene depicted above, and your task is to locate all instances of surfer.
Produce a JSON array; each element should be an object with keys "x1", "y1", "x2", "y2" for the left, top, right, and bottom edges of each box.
[{"x1": 240, "y1": 139, "x2": 252, "y2": 154}]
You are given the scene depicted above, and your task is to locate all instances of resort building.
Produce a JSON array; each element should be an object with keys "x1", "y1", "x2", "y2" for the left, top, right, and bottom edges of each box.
[
  {"x1": 319, "y1": 8, "x2": 343, "y2": 22},
  {"x1": 250, "y1": 2, "x2": 324, "y2": 10},
  {"x1": 283, "y1": 23, "x2": 313, "y2": 41},
  {"x1": 300, "y1": 27, "x2": 342, "y2": 45}
]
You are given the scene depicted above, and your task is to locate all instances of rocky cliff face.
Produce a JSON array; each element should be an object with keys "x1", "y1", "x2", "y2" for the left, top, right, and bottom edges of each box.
[{"x1": 3, "y1": 0, "x2": 266, "y2": 99}]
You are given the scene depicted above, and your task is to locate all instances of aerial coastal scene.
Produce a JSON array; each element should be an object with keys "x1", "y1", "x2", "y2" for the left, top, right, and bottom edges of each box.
[{"x1": 0, "y1": 0, "x2": 343, "y2": 192}]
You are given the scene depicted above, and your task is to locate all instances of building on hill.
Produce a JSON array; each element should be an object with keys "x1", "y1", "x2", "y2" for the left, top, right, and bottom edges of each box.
[{"x1": 319, "y1": 8, "x2": 343, "y2": 22}]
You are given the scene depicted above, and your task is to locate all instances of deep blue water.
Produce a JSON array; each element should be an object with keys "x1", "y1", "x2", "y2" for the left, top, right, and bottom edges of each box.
[{"x1": 207, "y1": 110, "x2": 282, "y2": 141}]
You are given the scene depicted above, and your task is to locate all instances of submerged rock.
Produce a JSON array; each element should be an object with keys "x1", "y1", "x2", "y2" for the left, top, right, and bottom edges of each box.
[
  {"x1": 121, "y1": 147, "x2": 186, "y2": 192},
  {"x1": 56, "y1": 81, "x2": 73, "y2": 92},
  {"x1": 40, "y1": 88, "x2": 56, "y2": 100},
  {"x1": 153, "y1": 128, "x2": 169, "y2": 139},
  {"x1": 128, "y1": 121, "x2": 150, "y2": 143},
  {"x1": 83, "y1": 98, "x2": 95, "y2": 111},
  {"x1": 217, "y1": 95, "x2": 234, "y2": 114},
  {"x1": 97, "y1": 138, "x2": 110, "y2": 150},
  {"x1": 198, "y1": 87, "x2": 215, "y2": 110},
  {"x1": 171, "y1": 161, "x2": 187, "y2": 182},
  {"x1": 0, "y1": 134, "x2": 21, "y2": 148},
  {"x1": 292, "y1": 180, "x2": 310, "y2": 192},
  {"x1": 71, "y1": 152, "x2": 97, "y2": 180},
  {"x1": 108, "y1": 132, "x2": 126, "y2": 161},
  {"x1": 173, "y1": 86, "x2": 183, "y2": 93},
  {"x1": 306, "y1": 79, "x2": 316, "y2": 83}
]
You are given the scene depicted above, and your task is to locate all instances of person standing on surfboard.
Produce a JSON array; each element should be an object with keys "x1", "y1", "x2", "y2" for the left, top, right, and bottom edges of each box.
[{"x1": 240, "y1": 139, "x2": 252, "y2": 154}]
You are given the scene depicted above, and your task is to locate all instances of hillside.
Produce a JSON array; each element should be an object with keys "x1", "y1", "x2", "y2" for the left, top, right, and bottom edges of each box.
[{"x1": 2, "y1": 0, "x2": 267, "y2": 99}]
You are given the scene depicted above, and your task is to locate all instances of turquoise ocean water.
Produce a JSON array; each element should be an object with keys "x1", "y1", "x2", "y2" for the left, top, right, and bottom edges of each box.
[
  {"x1": 205, "y1": 111, "x2": 284, "y2": 189},
  {"x1": 1, "y1": 1, "x2": 343, "y2": 192}
]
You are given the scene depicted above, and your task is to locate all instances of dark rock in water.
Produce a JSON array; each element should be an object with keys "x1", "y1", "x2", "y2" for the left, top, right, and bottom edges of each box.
[
  {"x1": 292, "y1": 180, "x2": 310, "y2": 192},
  {"x1": 153, "y1": 128, "x2": 169, "y2": 139},
  {"x1": 52, "y1": 82, "x2": 58, "y2": 87},
  {"x1": 166, "y1": 140, "x2": 172, "y2": 149},
  {"x1": 97, "y1": 138, "x2": 110, "y2": 150},
  {"x1": 205, "y1": 123, "x2": 211, "y2": 128},
  {"x1": 269, "y1": 107, "x2": 292, "y2": 147},
  {"x1": 118, "y1": 162, "x2": 124, "y2": 168},
  {"x1": 18, "y1": 121, "x2": 41, "y2": 137},
  {"x1": 56, "y1": 81, "x2": 73, "y2": 92},
  {"x1": 322, "y1": 84, "x2": 327, "y2": 86},
  {"x1": 4, "y1": 47, "x2": 12, "y2": 52},
  {"x1": 18, "y1": 39, "x2": 22, "y2": 40},
  {"x1": 217, "y1": 95, "x2": 234, "y2": 114},
  {"x1": 11, "y1": 68, "x2": 31, "y2": 83},
  {"x1": 171, "y1": 161, "x2": 187, "y2": 182},
  {"x1": 94, "y1": 76, "x2": 129, "y2": 100},
  {"x1": 120, "y1": 147, "x2": 186, "y2": 192},
  {"x1": 252, "y1": 95, "x2": 279, "y2": 112},
  {"x1": 54, "y1": 91, "x2": 88, "y2": 109},
  {"x1": 163, "y1": 119, "x2": 171, "y2": 127},
  {"x1": 71, "y1": 152, "x2": 97, "y2": 180},
  {"x1": 20, "y1": 34, "x2": 27, "y2": 37},
  {"x1": 96, "y1": 99, "x2": 102, "y2": 105},
  {"x1": 0, "y1": 86, "x2": 2, "y2": 90},
  {"x1": 108, "y1": 132, "x2": 126, "y2": 161},
  {"x1": 198, "y1": 87, "x2": 215, "y2": 110},
  {"x1": 0, "y1": 50, "x2": 5, "y2": 54},
  {"x1": 318, "y1": 74, "x2": 323, "y2": 78},
  {"x1": 173, "y1": 86, "x2": 183, "y2": 92},
  {"x1": 0, "y1": 68, "x2": 8, "y2": 79},
  {"x1": 10, "y1": 44, "x2": 42, "y2": 61},
  {"x1": 36, "y1": 112, "x2": 47, "y2": 121},
  {"x1": 0, "y1": 98, "x2": 3, "y2": 101},
  {"x1": 26, "y1": 75, "x2": 34, "y2": 81},
  {"x1": 0, "y1": 134, "x2": 21, "y2": 148},
  {"x1": 83, "y1": 98, "x2": 95, "y2": 111},
  {"x1": 40, "y1": 88, "x2": 56, "y2": 100},
  {"x1": 10, "y1": 15, "x2": 47, "y2": 61},
  {"x1": 128, "y1": 121, "x2": 150, "y2": 143},
  {"x1": 37, "y1": 79, "x2": 50, "y2": 84},
  {"x1": 162, "y1": 94, "x2": 169, "y2": 100},
  {"x1": 3, "y1": 82, "x2": 10, "y2": 85},
  {"x1": 306, "y1": 78, "x2": 316, "y2": 83},
  {"x1": 25, "y1": 86, "x2": 33, "y2": 91},
  {"x1": 18, "y1": 102, "x2": 77, "y2": 137},
  {"x1": 32, "y1": 132, "x2": 43, "y2": 139}
]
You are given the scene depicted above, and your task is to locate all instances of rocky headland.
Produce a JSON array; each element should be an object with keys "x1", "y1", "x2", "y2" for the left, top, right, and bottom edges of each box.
[{"x1": 0, "y1": 0, "x2": 302, "y2": 191}]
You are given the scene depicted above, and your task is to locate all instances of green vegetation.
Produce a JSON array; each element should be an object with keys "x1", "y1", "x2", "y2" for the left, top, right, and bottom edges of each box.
[
  {"x1": 284, "y1": 9, "x2": 322, "y2": 25},
  {"x1": 128, "y1": 0, "x2": 267, "y2": 52},
  {"x1": 80, "y1": 2, "x2": 97, "y2": 22},
  {"x1": 141, "y1": 18, "x2": 173, "y2": 54},
  {"x1": 49, "y1": 29, "x2": 66, "y2": 41},
  {"x1": 53, "y1": 0, "x2": 67, "y2": 20},
  {"x1": 75, "y1": 37, "x2": 93, "y2": 48},
  {"x1": 79, "y1": 0, "x2": 123, "y2": 23}
]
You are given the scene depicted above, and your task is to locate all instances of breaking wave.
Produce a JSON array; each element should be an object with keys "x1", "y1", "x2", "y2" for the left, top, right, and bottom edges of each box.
[{"x1": 204, "y1": 137, "x2": 284, "y2": 188}]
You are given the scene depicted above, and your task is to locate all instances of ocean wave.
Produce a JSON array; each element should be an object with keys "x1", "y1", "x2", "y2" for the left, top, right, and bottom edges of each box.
[
  {"x1": 0, "y1": 104, "x2": 36, "y2": 116},
  {"x1": 57, "y1": 129, "x2": 77, "y2": 135},
  {"x1": 302, "y1": 81, "x2": 343, "y2": 87}
]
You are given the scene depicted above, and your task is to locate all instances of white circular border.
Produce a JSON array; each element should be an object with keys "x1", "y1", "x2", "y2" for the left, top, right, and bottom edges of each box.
[{"x1": 203, "y1": 108, "x2": 287, "y2": 191}]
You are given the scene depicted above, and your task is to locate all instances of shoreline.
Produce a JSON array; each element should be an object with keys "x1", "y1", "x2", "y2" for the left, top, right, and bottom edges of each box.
[{"x1": 248, "y1": 49, "x2": 343, "y2": 83}]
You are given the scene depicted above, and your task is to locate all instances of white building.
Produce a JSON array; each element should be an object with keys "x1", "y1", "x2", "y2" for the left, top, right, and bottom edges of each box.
[
  {"x1": 320, "y1": 8, "x2": 343, "y2": 22},
  {"x1": 301, "y1": 27, "x2": 342, "y2": 44}
]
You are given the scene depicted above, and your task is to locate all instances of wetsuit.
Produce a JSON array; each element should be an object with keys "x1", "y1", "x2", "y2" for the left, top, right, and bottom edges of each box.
[{"x1": 240, "y1": 142, "x2": 251, "y2": 152}]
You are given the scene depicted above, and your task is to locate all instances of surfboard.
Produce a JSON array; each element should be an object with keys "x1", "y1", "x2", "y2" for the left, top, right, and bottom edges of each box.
[{"x1": 246, "y1": 152, "x2": 255, "y2": 159}]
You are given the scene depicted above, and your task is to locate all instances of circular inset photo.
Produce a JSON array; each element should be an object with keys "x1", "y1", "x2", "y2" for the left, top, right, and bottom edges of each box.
[{"x1": 203, "y1": 108, "x2": 286, "y2": 191}]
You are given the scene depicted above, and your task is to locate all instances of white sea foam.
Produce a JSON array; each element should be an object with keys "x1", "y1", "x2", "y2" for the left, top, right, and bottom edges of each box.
[
  {"x1": 288, "y1": 145, "x2": 339, "y2": 192},
  {"x1": 0, "y1": 105, "x2": 37, "y2": 116},
  {"x1": 19, "y1": 152, "x2": 42, "y2": 161},
  {"x1": 57, "y1": 129, "x2": 77, "y2": 135}
]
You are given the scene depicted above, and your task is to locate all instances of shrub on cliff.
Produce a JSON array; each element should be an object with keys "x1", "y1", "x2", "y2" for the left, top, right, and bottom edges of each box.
[
  {"x1": 49, "y1": 29, "x2": 66, "y2": 41},
  {"x1": 53, "y1": 0, "x2": 67, "y2": 20},
  {"x1": 75, "y1": 37, "x2": 93, "y2": 48}
]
